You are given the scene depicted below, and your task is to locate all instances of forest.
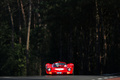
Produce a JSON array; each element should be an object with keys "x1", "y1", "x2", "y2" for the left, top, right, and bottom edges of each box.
[{"x1": 0, "y1": 0, "x2": 120, "y2": 76}]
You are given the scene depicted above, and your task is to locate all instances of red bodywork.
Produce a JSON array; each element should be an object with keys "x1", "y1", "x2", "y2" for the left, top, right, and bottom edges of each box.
[{"x1": 45, "y1": 61, "x2": 74, "y2": 75}]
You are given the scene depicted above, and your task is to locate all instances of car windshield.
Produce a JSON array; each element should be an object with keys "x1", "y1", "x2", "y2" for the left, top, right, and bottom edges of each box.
[{"x1": 53, "y1": 63, "x2": 66, "y2": 67}]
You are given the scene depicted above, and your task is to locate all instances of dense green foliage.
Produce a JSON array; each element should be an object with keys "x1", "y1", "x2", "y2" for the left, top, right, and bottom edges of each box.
[{"x1": 0, "y1": 0, "x2": 120, "y2": 76}]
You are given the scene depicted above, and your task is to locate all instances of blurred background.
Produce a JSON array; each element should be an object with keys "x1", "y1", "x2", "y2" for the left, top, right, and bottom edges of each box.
[{"x1": 0, "y1": 0, "x2": 120, "y2": 76}]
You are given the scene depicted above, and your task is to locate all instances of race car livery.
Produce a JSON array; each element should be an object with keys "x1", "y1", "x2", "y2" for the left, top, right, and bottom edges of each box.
[{"x1": 45, "y1": 61, "x2": 74, "y2": 75}]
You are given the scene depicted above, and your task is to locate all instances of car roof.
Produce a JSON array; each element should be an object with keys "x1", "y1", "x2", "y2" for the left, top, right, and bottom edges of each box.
[{"x1": 53, "y1": 61, "x2": 66, "y2": 64}]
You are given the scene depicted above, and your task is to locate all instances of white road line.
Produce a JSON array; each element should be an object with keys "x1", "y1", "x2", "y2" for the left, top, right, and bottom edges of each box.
[
  {"x1": 98, "y1": 78, "x2": 103, "y2": 80},
  {"x1": 104, "y1": 77, "x2": 108, "y2": 79},
  {"x1": 109, "y1": 76, "x2": 114, "y2": 79}
]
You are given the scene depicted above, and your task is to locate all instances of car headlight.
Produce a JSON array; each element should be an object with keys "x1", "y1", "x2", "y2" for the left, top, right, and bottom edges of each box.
[
  {"x1": 47, "y1": 68, "x2": 51, "y2": 71},
  {"x1": 67, "y1": 68, "x2": 71, "y2": 71}
]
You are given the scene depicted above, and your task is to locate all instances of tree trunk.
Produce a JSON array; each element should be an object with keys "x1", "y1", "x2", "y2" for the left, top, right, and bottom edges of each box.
[
  {"x1": 103, "y1": 32, "x2": 107, "y2": 65},
  {"x1": 26, "y1": 0, "x2": 32, "y2": 76},
  {"x1": 34, "y1": 13, "x2": 36, "y2": 28},
  {"x1": 20, "y1": 0, "x2": 26, "y2": 28},
  {"x1": 17, "y1": 0, "x2": 22, "y2": 44},
  {"x1": 39, "y1": 58, "x2": 42, "y2": 76},
  {"x1": 37, "y1": 0, "x2": 42, "y2": 28},
  {"x1": 7, "y1": 2, "x2": 14, "y2": 48},
  {"x1": 95, "y1": 0, "x2": 101, "y2": 74},
  {"x1": 100, "y1": 7, "x2": 107, "y2": 74},
  {"x1": 37, "y1": 13, "x2": 42, "y2": 27},
  {"x1": 59, "y1": 26, "x2": 62, "y2": 61},
  {"x1": 68, "y1": 32, "x2": 73, "y2": 63}
]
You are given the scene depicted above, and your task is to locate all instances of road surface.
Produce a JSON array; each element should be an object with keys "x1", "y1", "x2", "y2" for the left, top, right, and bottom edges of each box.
[{"x1": 0, "y1": 75, "x2": 120, "y2": 80}]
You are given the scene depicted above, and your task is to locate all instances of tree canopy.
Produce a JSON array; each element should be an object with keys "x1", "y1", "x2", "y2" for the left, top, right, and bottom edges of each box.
[{"x1": 0, "y1": 0, "x2": 120, "y2": 76}]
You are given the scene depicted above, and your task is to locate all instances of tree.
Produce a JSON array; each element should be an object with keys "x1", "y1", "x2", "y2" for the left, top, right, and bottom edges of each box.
[
  {"x1": 7, "y1": 1, "x2": 14, "y2": 48},
  {"x1": 26, "y1": 0, "x2": 32, "y2": 75}
]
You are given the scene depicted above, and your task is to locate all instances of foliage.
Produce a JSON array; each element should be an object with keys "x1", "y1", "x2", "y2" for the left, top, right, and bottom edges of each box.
[{"x1": 0, "y1": 0, "x2": 120, "y2": 75}]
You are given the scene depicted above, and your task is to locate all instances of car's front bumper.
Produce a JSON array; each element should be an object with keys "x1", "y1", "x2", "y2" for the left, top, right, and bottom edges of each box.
[{"x1": 46, "y1": 71, "x2": 73, "y2": 75}]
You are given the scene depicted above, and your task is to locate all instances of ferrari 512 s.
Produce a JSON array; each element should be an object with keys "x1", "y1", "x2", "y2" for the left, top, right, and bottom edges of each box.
[{"x1": 45, "y1": 61, "x2": 74, "y2": 75}]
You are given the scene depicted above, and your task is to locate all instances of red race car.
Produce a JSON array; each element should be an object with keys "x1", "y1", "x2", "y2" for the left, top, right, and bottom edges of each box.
[{"x1": 45, "y1": 61, "x2": 74, "y2": 75}]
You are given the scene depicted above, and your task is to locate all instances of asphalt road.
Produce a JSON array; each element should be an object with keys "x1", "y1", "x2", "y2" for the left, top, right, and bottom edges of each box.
[{"x1": 0, "y1": 75, "x2": 119, "y2": 80}]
